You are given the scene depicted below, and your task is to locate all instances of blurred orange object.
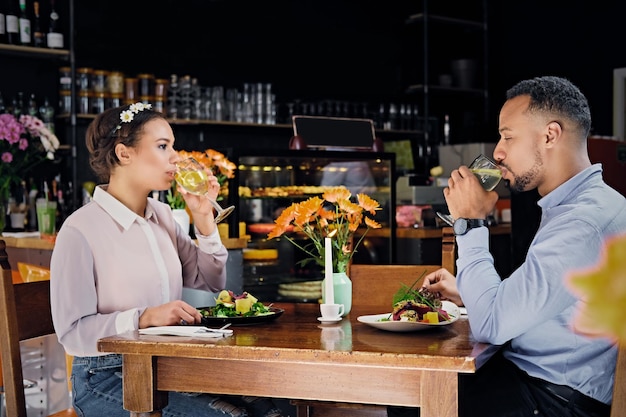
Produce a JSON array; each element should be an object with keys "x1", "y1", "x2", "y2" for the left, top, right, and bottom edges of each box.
[
  {"x1": 17, "y1": 262, "x2": 51, "y2": 282},
  {"x1": 11, "y1": 269, "x2": 22, "y2": 283}
]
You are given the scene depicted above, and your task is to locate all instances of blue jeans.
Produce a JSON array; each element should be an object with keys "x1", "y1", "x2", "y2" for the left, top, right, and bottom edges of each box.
[{"x1": 71, "y1": 354, "x2": 283, "y2": 417}]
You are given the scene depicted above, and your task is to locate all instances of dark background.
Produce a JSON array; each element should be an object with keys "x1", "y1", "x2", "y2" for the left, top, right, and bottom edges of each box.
[
  {"x1": 3, "y1": 1, "x2": 624, "y2": 140},
  {"x1": 67, "y1": 0, "x2": 626, "y2": 140}
]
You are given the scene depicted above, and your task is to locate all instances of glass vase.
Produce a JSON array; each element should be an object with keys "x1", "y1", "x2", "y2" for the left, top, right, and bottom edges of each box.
[{"x1": 322, "y1": 271, "x2": 352, "y2": 316}]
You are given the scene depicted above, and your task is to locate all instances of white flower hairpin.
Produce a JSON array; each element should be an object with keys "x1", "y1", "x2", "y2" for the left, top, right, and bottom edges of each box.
[{"x1": 110, "y1": 102, "x2": 153, "y2": 137}]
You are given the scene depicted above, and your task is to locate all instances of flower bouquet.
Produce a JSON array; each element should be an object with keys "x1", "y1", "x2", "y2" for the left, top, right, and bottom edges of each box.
[
  {"x1": 0, "y1": 114, "x2": 60, "y2": 231},
  {"x1": 267, "y1": 187, "x2": 382, "y2": 274}
]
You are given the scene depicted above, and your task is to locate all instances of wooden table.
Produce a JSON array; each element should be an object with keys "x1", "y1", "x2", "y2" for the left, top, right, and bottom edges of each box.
[{"x1": 98, "y1": 303, "x2": 496, "y2": 417}]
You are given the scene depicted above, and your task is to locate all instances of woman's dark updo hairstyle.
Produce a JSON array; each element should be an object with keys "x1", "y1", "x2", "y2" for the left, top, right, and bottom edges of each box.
[{"x1": 85, "y1": 104, "x2": 166, "y2": 182}]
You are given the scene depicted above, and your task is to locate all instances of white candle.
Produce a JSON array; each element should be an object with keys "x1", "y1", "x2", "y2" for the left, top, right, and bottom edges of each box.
[{"x1": 324, "y1": 236, "x2": 334, "y2": 304}]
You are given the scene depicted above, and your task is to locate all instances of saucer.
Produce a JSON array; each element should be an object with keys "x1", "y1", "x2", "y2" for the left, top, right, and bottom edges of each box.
[{"x1": 317, "y1": 316, "x2": 342, "y2": 324}]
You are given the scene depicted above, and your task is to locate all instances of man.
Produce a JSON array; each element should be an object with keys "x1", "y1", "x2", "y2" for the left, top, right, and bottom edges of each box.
[{"x1": 390, "y1": 76, "x2": 626, "y2": 417}]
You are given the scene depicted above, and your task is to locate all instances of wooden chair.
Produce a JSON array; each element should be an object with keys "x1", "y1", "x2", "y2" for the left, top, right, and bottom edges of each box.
[
  {"x1": 292, "y1": 227, "x2": 456, "y2": 417},
  {"x1": 0, "y1": 240, "x2": 77, "y2": 417}
]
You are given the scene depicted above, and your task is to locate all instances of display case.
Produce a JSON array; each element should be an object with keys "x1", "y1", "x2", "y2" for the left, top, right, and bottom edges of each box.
[{"x1": 229, "y1": 149, "x2": 396, "y2": 302}]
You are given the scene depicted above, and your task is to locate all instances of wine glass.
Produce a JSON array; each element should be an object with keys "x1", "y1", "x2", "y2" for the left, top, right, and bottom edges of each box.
[
  {"x1": 174, "y1": 157, "x2": 235, "y2": 224},
  {"x1": 437, "y1": 154, "x2": 502, "y2": 227}
]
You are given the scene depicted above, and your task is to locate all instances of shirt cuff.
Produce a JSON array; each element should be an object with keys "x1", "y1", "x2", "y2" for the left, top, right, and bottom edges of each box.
[
  {"x1": 115, "y1": 308, "x2": 142, "y2": 334},
  {"x1": 195, "y1": 227, "x2": 223, "y2": 254},
  {"x1": 456, "y1": 225, "x2": 490, "y2": 257}
]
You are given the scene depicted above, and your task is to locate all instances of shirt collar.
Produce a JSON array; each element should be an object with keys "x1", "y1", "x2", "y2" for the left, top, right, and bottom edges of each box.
[
  {"x1": 93, "y1": 185, "x2": 160, "y2": 230},
  {"x1": 538, "y1": 164, "x2": 603, "y2": 210}
]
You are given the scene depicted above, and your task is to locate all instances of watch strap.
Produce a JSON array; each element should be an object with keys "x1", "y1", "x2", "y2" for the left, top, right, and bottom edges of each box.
[
  {"x1": 453, "y1": 218, "x2": 486, "y2": 236},
  {"x1": 466, "y1": 219, "x2": 486, "y2": 228}
]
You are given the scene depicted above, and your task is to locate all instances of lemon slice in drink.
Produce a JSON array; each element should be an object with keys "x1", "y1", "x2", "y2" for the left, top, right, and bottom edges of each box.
[
  {"x1": 470, "y1": 168, "x2": 501, "y2": 177},
  {"x1": 175, "y1": 170, "x2": 208, "y2": 195}
]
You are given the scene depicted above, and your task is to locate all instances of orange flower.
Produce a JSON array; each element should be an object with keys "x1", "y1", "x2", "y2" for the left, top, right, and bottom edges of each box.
[{"x1": 267, "y1": 186, "x2": 382, "y2": 273}]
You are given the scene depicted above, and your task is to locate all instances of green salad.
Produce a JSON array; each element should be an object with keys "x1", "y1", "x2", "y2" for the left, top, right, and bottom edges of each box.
[{"x1": 198, "y1": 290, "x2": 273, "y2": 318}]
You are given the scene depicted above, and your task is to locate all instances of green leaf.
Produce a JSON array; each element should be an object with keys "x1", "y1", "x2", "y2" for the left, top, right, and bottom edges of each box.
[{"x1": 166, "y1": 185, "x2": 186, "y2": 209}]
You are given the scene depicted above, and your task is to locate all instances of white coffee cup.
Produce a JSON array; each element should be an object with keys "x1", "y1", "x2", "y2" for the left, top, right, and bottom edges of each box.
[{"x1": 320, "y1": 303, "x2": 344, "y2": 319}]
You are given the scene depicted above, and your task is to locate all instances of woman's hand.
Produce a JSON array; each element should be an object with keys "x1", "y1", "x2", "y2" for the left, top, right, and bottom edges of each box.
[
  {"x1": 178, "y1": 170, "x2": 221, "y2": 236},
  {"x1": 139, "y1": 300, "x2": 202, "y2": 329},
  {"x1": 422, "y1": 268, "x2": 464, "y2": 307}
]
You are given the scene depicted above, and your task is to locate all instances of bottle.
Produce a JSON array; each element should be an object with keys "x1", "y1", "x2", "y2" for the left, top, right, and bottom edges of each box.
[
  {"x1": 27, "y1": 92, "x2": 38, "y2": 116},
  {"x1": 18, "y1": 0, "x2": 30, "y2": 46},
  {"x1": 13, "y1": 91, "x2": 24, "y2": 117},
  {"x1": 46, "y1": 0, "x2": 63, "y2": 49},
  {"x1": 5, "y1": 0, "x2": 19, "y2": 44},
  {"x1": 0, "y1": 0, "x2": 6, "y2": 43},
  {"x1": 39, "y1": 96, "x2": 54, "y2": 132},
  {"x1": 31, "y1": 0, "x2": 44, "y2": 47}
]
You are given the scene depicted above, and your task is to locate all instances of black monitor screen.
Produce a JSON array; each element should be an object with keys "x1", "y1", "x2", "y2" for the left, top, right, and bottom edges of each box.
[{"x1": 292, "y1": 116, "x2": 375, "y2": 150}]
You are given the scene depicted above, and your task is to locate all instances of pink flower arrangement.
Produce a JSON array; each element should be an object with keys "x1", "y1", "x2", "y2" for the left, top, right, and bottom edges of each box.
[{"x1": 0, "y1": 113, "x2": 60, "y2": 199}]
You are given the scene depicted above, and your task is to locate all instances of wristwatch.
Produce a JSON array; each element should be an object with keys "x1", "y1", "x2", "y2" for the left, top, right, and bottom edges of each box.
[{"x1": 453, "y1": 218, "x2": 486, "y2": 236}]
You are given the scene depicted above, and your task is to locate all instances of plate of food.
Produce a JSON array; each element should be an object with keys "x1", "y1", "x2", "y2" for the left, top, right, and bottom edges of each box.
[
  {"x1": 198, "y1": 290, "x2": 284, "y2": 326},
  {"x1": 357, "y1": 279, "x2": 460, "y2": 332},
  {"x1": 357, "y1": 300, "x2": 460, "y2": 332}
]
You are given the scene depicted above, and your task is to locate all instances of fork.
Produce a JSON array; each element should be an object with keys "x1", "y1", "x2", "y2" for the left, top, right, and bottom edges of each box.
[{"x1": 195, "y1": 323, "x2": 233, "y2": 334}]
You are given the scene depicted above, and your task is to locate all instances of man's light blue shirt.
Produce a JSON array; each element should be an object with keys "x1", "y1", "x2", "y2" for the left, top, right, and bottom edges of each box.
[{"x1": 456, "y1": 164, "x2": 626, "y2": 404}]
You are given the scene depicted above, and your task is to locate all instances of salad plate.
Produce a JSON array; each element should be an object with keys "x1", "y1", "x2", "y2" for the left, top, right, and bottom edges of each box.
[
  {"x1": 198, "y1": 307, "x2": 284, "y2": 326},
  {"x1": 357, "y1": 301, "x2": 460, "y2": 333}
]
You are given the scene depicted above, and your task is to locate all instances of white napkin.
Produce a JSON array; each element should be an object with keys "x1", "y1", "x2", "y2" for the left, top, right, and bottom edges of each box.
[
  {"x1": 139, "y1": 326, "x2": 233, "y2": 338},
  {"x1": 1, "y1": 231, "x2": 41, "y2": 238}
]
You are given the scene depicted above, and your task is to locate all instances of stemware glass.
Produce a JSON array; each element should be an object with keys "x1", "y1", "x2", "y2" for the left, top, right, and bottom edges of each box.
[
  {"x1": 437, "y1": 154, "x2": 503, "y2": 227},
  {"x1": 174, "y1": 157, "x2": 235, "y2": 224}
]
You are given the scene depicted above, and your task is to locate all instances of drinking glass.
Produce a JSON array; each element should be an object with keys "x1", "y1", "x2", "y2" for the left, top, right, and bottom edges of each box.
[
  {"x1": 437, "y1": 154, "x2": 502, "y2": 227},
  {"x1": 174, "y1": 157, "x2": 235, "y2": 224}
]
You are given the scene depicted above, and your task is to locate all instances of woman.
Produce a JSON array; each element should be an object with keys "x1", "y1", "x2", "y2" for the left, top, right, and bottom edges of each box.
[{"x1": 50, "y1": 103, "x2": 283, "y2": 417}]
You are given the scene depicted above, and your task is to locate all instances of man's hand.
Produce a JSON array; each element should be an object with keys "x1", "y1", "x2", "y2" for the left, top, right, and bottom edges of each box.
[{"x1": 422, "y1": 268, "x2": 463, "y2": 307}]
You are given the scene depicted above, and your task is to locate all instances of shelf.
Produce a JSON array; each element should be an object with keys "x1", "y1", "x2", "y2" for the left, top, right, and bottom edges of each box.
[
  {"x1": 0, "y1": 44, "x2": 70, "y2": 60},
  {"x1": 406, "y1": 84, "x2": 486, "y2": 96},
  {"x1": 405, "y1": 13, "x2": 485, "y2": 30},
  {"x1": 402, "y1": 0, "x2": 489, "y2": 151},
  {"x1": 59, "y1": 114, "x2": 425, "y2": 138}
]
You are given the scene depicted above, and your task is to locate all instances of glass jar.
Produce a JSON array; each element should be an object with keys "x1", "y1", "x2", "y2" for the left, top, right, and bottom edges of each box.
[
  {"x1": 108, "y1": 93, "x2": 123, "y2": 109},
  {"x1": 137, "y1": 73, "x2": 155, "y2": 97},
  {"x1": 58, "y1": 66, "x2": 72, "y2": 92},
  {"x1": 92, "y1": 70, "x2": 109, "y2": 94},
  {"x1": 76, "y1": 67, "x2": 93, "y2": 93},
  {"x1": 154, "y1": 78, "x2": 169, "y2": 99},
  {"x1": 107, "y1": 71, "x2": 124, "y2": 95},
  {"x1": 124, "y1": 78, "x2": 138, "y2": 102},
  {"x1": 78, "y1": 91, "x2": 91, "y2": 114},
  {"x1": 92, "y1": 92, "x2": 107, "y2": 114},
  {"x1": 58, "y1": 90, "x2": 72, "y2": 114}
]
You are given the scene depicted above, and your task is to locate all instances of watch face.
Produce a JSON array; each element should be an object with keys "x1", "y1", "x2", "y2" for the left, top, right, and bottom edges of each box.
[{"x1": 453, "y1": 218, "x2": 468, "y2": 235}]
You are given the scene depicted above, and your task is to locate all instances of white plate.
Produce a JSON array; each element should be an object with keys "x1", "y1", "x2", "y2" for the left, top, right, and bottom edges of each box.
[{"x1": 357, "y1": 301, "x2": 461, "y2": 332}]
